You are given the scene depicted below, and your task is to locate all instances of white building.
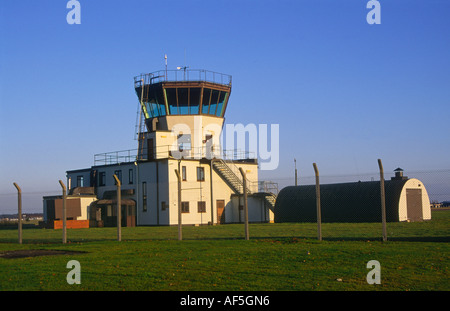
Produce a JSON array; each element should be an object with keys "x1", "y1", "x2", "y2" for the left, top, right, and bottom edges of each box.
[{"x1": 45, "y1": 69, "x2": 277, "y2": 227}]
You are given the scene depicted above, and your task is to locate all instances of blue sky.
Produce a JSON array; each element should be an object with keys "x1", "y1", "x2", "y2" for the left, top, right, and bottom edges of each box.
[{"x1": 1, "y1": 0, "x2": 449, "y2": 213}]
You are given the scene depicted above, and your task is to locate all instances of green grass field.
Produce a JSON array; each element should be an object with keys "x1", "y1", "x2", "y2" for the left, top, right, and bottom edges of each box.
[{"x1": 0, "y1": 210, "x2": 448, "y2": 291}]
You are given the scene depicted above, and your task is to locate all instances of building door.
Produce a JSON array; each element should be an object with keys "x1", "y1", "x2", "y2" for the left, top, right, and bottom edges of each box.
[
  {"x1": 406, "y1": 189, "x2": 423, "y2": 222},
  {"x1": 147, "y1": 138, "x2": 154, "y2": 160},
  {"x1": 121, "y1": 206, "x2": 127, "y2": 227},
  {"x1": 216, "y1": 200, "x2": 225, "y2": 224},
  {"x1": 126, "y1": 205, "x2": 136, "y2": 227}
]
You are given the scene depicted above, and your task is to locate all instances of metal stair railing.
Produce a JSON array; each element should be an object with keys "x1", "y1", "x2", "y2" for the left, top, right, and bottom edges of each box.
[
  {"x1": 263, "y1": 193, "x2": 277, "y2": 212},
  {"x1": 212, "y1": 159, "x2": 248, "y2": 194},
  {"x1": 211, "y1": 152, "x2": 277, "y2": 213},
  {"x1": 212, "y1": 158, "x2": 278, "y2": 214}
]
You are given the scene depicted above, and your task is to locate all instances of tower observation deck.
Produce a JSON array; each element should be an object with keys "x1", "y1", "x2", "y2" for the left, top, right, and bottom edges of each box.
[{"x1": 134, "y1": 69, "x2": 232, "y2": 132}]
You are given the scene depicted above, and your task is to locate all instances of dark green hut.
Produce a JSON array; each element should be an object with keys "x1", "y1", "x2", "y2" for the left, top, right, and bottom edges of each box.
[{"x1": 274, "y1": 177, "x2": 430, "y2": 223}]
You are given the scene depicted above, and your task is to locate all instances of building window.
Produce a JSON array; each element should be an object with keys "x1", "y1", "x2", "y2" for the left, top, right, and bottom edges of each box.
[
  {"x1": 161, "y1": 201, "x2": 167, "y2": 211},
  {"x1": 182, "y1": 166, "x2": 187, "y2": 181},
  {"x1": 142, "y1": 182, "x2": 147, "y2": 212},
  {"x1": 129, "y1": 169, "x2": 133, "y2": 184},
  {"x1": 99, "y1": 172, "x2": 106, "y2": 186},
  {"x1": 197, "y1": 167, "x2": 205, "y2": 181},
  {"x1": 178, "y1": 133, "x2": 191, "y2": 151},
  {"x1": 181, "y1": 202, "x2": 190, "y2": 213},
  {"x1": 114, "y1": 170, "x2": 122, "y2": 184},
  {"x1": 198, "y1": 201, "x2": 206, "y2": 213},
  {"x1": 76, "y1": 176, "x2": 84, "y2": 187}
]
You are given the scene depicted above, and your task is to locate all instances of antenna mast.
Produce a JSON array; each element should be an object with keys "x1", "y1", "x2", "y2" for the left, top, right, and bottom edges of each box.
[
  {"x1": 137, "y1": 79, "x2": 145, "y2": 160},
  {"x1": 165, "y1": 54, "x2": 168, "y2": 80}
]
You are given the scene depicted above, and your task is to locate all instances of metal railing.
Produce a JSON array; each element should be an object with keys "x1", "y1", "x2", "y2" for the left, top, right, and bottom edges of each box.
[
  {"x1": 258, "y1": 181, "x2": 279, "y2": 195},
  {"x1": 94, "y1": 149, "x2": 139, "y2": 166},
  {"x1": 94, "y1": 145, "x2": 255, "y2": 166},
  {"x1": 134, "y1": 69, "x2": 232, "y2": 88}
]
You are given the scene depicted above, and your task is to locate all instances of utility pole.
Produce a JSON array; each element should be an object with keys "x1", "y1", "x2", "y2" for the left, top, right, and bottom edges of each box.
[
  {"x1": 58, "y1": 180, "x2": 67, "y2": 244},
  {"x1": 239, "y1": 168, "x2": 249, "y2": 240},
  {"x1": 294, "y1": 158, "x2": 298, "y2": 186},
  {"x1": 13, "y1": 183, "x2": 22, "y2": 244},
  {"x1": 313, "y1": 163, "x2": 322, "y2": 241},
  {"x1": 377, "y1": 159, "x2": 387, "y2": 242},
  {"x1": 134, "y1": 161, "x2": 139, "y2": 226},
  {"x1": 113, "y1": 174, "x2": 122, "y2": 242}
]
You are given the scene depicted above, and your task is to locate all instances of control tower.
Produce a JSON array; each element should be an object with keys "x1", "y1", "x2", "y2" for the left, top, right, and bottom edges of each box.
[
  {"x1": 58, "y1": 67, "x2": 276, "y2": 227},
  {"x1": 134, "y1": 69, "x2": 232, "y2": 160}
]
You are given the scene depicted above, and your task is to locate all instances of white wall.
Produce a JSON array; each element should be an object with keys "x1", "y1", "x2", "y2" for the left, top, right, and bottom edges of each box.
[
  {"x1": 140, "y1": 115, "x2": 225, "y2": 160},
  {"x1": 78, "y1": 197, "x2": 97, "y2": 220},
  {"x1": 64, "y1": 156, "x2": 269, "y2": 226},
  {"x1": 167, "y1": 159, "x2": 215, "y2": 225},
  {"x1": 165, "y1": 158, "x2": 265, "y2": 226},
  {"x1": 398, "y1": 178, "x2": 431, "y2": 221},
  {"x1": 136, "y1": 161, "x2": 157, "y2": 225}
]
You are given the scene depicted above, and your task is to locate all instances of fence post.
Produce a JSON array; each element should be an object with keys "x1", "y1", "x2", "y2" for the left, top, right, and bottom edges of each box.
[
  {"x1": 113, "y1": 174, "x2": 122, "y2": 242},
  {"x1": 58, "y1": 180, "x2": 67, "y2": 244},
  {"x1": 239, "y1": 168, "x2": 249, "y2": 240},
  {"x1": 174, "y1": 169, "x2": 182, "y2": 241},
  {"x1": 377, "y1": 159, "x2": 388, "y2": 242},
  {"x1": 13, "y1": 183, "x2": 22, "y2": 244},
  {"x1": 313, "y1": 163, "x2": 322, "y2": 241}
]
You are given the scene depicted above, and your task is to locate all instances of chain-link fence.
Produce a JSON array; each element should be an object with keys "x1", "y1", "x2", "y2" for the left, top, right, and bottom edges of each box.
[{"x1": 0, "y1": 169, "x2": 449, "y2": 244}]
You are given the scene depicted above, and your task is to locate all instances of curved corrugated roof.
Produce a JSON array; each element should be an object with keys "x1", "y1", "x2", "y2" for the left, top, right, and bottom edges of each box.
[{"x1": 274, "y1": 180, "x2": 407, "y2": 223}]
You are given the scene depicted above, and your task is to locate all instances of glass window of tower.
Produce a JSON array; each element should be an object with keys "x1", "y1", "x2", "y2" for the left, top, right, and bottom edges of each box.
[
  {"x1": 209, "y1": 90, "x2": 219, "y2": 115},
  {"x1": 155, "y1": 88, "x2": 166, "y2": 116},
  {"x1": 202, "y1": 88, "x2": 211, "y2": 114},
  {"x1": 166, "y1": 88, "x2": 178, "y2": 115},
  {"x1": 189, "y1": 88, "x2": 201, "y2": 114},
  {"x1": 177, "y1": 88, "x2": 189, "y2": 114},
  {"x1": 216, "y1": 91, "x2": 228, "y2": 117}
]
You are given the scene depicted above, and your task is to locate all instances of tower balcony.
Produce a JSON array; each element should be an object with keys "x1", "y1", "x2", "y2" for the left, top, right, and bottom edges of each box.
[
  {"x1": 134, "y1": 69, "x2": 232, "y2": 87},
  {"x1": 93, "y1": 145, "x2": 256, "y2": 166}
]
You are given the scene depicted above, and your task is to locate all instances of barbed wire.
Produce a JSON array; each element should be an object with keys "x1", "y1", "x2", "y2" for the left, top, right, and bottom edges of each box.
[{"x1": 0, "y1": 190, "x2": 61, "y2": 196}]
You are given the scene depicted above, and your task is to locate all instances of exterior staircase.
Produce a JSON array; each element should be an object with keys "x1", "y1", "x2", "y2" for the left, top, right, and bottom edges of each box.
[
  {"x1": 212, "y1": 159, "x2": 277, "y2": 212},
  {"x1": 212, "y1": 159, "x2": 251, "y2": 195},
  {"x1": 264, "y1": 192, "x2": 277, "y2": 211}
]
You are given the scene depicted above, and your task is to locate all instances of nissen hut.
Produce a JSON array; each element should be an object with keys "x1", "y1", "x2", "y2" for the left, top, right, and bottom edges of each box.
[{"x1": 274, "y1": 169, "x2": 431, "y2": 223}]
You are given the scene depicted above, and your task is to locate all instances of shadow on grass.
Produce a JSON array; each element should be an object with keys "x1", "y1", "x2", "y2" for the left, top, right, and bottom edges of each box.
[
  {"x1": 0, "y1": 224, "x2": 40, "y2": 230},
  {"x1": 0, "y1": 224, "x2": 448, "y2": 244},
  {"x1": 274, "y1": 236, "x2": 450, "y2": 243},
  {"x1": 1, "y1": 235, "x2": 449, "y2": 244},
  {"x1": 0, "y1": 249, "x2": 88, "y2": 259},
  {"x1": 252, "y1": 236, "x2": 450, "y2": 243},
  {"x1": 381, "y1": 236, "x2": 450, "y2": 242},
  {"x1": 144, "y1": 235, "x2": 450, "y2": 243}
]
